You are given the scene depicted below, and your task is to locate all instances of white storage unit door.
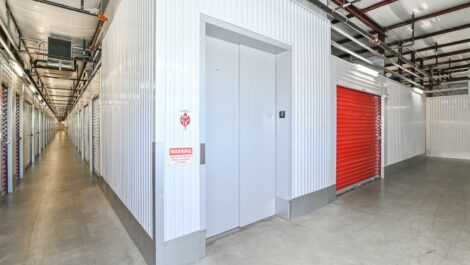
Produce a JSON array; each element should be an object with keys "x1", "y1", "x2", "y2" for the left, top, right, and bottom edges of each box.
[
  {"x1": 34, "y1": 108, "x2": 39, "y2": 157},
  {"x1": 84, "y1": 105, "x2": 90, "y2": 162},
  {"x1": 0, "y1": 83, "x2": 8, "y2": 194},
  {"x1": 92, "y1": 98, "x2": 100, "y2": 175},
  {"x1": 15, "y1": 95, "x2": 20, "y2": 179},
  {"x1": 23, "y1": 102, "x2": 32, "y2": 167},
  {"x1": 205, "y1": 37, "x2": 276, "y2": 238}
]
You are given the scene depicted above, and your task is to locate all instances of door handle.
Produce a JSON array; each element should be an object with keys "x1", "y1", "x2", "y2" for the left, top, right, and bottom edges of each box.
[{"x1": 200, "y1": 143, "x2": 205, "y2": 165}]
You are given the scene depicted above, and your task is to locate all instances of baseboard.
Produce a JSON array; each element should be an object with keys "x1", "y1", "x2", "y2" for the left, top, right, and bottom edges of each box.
[
  {"x1": 98, "y1": 177, "x2": 156, "y2": 265},
  {"x1": 385, "y1": 154, "x2": 426, "y2": 177},
  {"x1": 163, "y1": 230, "x2": 206, "y2": 265},
  {"x1": 276, "y1": 185, "x2": 336, "y2": 220}
]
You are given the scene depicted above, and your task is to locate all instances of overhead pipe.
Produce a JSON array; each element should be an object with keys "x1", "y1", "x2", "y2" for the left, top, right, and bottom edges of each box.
[
  {"x1": 425, "y1": 87, "x2": 470, "y2": 94},
  {"x1": 332, "y1": 41, "x2": 424, "y2": 88},
  {"x1": 32, "y1": 0, "x2": 99, "y2": 17},
  {"x1": 331, "y1": 41, "x2": 375, "y2": 65},
  {"x1": 332, "y1": 25, "x2": 421, "y2": 80},
  {"x1": 306, "y1": 0, "x2": 433, "y2": 82}
]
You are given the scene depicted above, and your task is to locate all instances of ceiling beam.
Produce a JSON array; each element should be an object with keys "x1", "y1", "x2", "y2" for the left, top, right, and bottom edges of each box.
[
  {"x1": 330, "y1": 0, "x2": 386, "y2": 35},
  {"x1": 385, "y1": 2, "x2": 470, "y2": 30},
  {"x1": 386, "y1": 38, "x2": 470, "y2": 58},
  {"x1": 32, "y1": 0, "x2": 99, "y2": 17},
  {"x1": 385, "y1": 48, "x2": 470, "y2": 67},
  {"x1": 363, "y1": 0, "x2": 398, "y2": 13},
  {"x1": 332, "y1": 0, "x2": 397, "y2": 22},
  {"x1": 344, "y1": 22, "x2": 470, "y2": 57},
  {"x1": 388, "y1": 22, "x2": 470, "y2": 47}
]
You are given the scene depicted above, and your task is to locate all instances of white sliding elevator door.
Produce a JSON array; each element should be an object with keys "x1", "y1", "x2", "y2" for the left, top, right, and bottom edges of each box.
[
  {"x1": 239, "y1": 45, "x2": 276, "y2": 227},
  {"x1": 205, "y1": 36, "x2": 276, "y2": 238}
]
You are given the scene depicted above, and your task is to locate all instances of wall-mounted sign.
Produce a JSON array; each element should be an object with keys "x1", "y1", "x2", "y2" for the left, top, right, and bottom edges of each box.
[
  {"x1": 180, "y1": 111, "x2": 191, "y2": 129},
  {"x1": 169, "y1": 147, "x2": 193, "y2": 165}
]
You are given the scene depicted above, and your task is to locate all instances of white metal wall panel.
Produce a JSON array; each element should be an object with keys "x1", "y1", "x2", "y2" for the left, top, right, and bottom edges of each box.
[
  {"x1": 92, "y1": 97, "x2": 100, "y2": 175},
  {"x1": 426, "y1": 93, "x2": 470, "y2": 160},
  {"x1": 34, "y1": 108, "x2": 39, "y2": 157},
  {"x1": 84, "y1": 105, "x2": 90, "y2": 162},
  {"x1": 385, "y1": 80, "x2": 426, "y2": 166},
  {"x1": 331, "y1": 56, "x2": 385, "y2": 95},
  {"x1": 102, "y1": 0, "x2": 154, "y2": 236},
  {"x1": 156, "y1": 0, "x2": 332, "y2": 241},
  {"x1": 23, "y1": 102, "x2": 32, "y2": 167}
]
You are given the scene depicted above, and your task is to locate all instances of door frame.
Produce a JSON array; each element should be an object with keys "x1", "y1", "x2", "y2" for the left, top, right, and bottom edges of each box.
[{"x1": 199, "y1": 14, "x2": 293, "y2": 239}]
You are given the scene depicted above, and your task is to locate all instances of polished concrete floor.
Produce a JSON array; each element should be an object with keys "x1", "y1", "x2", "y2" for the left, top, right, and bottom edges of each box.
[
  {"x1": 0, "y1": 131, "x2": 146, "y2": 265},
  {"x1": 2, "y1": 132, "x2": 470, "y2": 265},
  {"x1": 198, "y1": 158, "x2": 470, "y2": 265}
]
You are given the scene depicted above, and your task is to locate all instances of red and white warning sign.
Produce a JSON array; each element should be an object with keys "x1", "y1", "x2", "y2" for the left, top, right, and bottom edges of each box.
[
  {"x1": 180, "y1": 112, "x2": 191, "y2": 129},
  {"x1": 169, "y1": 147, "x2": 193, "y2": 165}
]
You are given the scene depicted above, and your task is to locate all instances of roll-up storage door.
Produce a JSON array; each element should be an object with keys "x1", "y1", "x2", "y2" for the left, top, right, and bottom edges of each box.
[
  {"x1": 84, "y1": 105, "x2": 90, "y2": 162},
  {"x1": 0, "y1": 83, "x2": 8, "y2": 195},
  {"x1": 34, "y1": 108, "x2": 39, "y2": 157},
  {"x1": 24, "y1": 102, "x2": 32, "y2": 168},
  {"x1": 92, "y1": 98, "x2": 100, "y2": 175},
  {"x1": 337, "y1": 86, "x2": 381, "y2": 192},
  {"x1": 15, "y1": 95, "x2": 20, "y2": 179}
]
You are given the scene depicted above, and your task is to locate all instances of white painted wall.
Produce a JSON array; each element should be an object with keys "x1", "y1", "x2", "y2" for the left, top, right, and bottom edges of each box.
[
  {"x1": 426, "y1": 93, "x2": 470, "y2": 160},
  {"x1": 385, "y1": 80, "x2": 426, "y2": 166},
  {"x1": 156, "y1": 0, "x2": 332, "y2": 241},
  {"x1": 101, "y1": 0, "x2": 155, "y2": 237}
]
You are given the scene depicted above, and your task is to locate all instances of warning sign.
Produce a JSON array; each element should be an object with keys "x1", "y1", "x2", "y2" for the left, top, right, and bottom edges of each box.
[
  {"x1": 169, "y1": 147, "x2": 193, "y2": 165},
  {"x1": 180, "y1": 112, "x2": 191, "y2": 129}
]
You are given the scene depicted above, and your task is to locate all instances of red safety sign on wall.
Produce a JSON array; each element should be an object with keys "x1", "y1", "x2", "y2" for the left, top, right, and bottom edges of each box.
[
  {"x1": 180, "y1": 112, "x2": 191, "y2": 129},
  {"x1": 169, "y1": 147, "x2": 193, "y2": 165}
]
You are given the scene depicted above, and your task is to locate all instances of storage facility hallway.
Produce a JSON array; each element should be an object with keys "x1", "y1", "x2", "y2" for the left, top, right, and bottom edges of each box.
[
  {"x1": 0, "y1": 131, "x2": 146, "y2": 265},
  {"x1": 2, "y1": 0, "x2": 470, "y2": 265}
]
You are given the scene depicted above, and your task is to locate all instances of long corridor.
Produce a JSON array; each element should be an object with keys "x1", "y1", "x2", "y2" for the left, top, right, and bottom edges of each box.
[{"x1": 0, "y1": 131, "x2": 146, "y2": 265}]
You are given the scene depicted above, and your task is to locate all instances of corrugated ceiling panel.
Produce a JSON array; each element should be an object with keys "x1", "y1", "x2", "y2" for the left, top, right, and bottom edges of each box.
[
  {"x1": 156, "y1": 0, "x2": 332, "y2": 241},
  {"x1": 102, "y1": 0, "x2": 155, "y2": 237},
  {"x1": 385, "y1": 80, "x2": 426, "y2": 166},
  {"x1": 426, "y1": 93, "x2": 470, "y2": 160}
]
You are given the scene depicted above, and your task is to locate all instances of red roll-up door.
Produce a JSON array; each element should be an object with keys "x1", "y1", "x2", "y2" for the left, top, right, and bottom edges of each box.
[{"x1": 337, "y1": 86, "x2": 381, "y2": 192}]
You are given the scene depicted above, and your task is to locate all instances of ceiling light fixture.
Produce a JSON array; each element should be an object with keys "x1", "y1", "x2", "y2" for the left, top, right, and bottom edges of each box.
[
  {"x1": 412, "y1": 87, "x2": 424, "y2": 95},
  {"x1": 9, "y1": 60, "x2": 24, "y2": 77},
  {"x1": 354, "y1": 64, "x2": 379, "y2": 77},
  {"x1": 28, "y1": 84, "x2": 36, "y2": 94}
]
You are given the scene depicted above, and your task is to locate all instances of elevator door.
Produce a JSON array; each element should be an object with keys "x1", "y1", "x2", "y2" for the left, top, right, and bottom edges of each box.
[
  {"x1": 337, "y1": 86, "x2": 381, "y2": 192},
  {"x1": 205, "y1": 36, "x2": 276, "y2": 238}
]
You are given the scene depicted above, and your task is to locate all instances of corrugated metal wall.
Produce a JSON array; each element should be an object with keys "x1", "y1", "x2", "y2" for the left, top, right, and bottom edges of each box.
[
  {"x1": 102, "y1": 0, "x2": 154, "y2": 237},
  {"x1": 156, "y1": 0, "x2": 331, "y2": 241},
  {"x1": 385, "y1": 80, "x2": 426, "y2": 166},
  {"x1": 426, "y1": 93, "x2": 470, "y2": 160},
  {"x1": 331, "y1": 56, "x2": 385, "y2": 96}
]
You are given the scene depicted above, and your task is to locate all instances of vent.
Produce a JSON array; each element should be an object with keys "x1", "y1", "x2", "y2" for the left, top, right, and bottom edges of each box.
[{"x1": 48, "y1": 37, "x2": 74, "y2": 70}]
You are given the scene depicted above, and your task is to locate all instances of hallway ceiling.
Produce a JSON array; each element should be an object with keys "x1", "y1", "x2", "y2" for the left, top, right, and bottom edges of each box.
[
  {"x1": 3, "y1": 0, "x2": 103, "y2": 120},
  {"x1": 331, "y1": 0, "x2": 470, "y2": 90}
]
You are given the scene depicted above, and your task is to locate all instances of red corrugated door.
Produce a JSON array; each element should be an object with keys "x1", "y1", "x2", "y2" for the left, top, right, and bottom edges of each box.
[{"x1": 337, "y1": 86, "x2": 381, "y2": 192}]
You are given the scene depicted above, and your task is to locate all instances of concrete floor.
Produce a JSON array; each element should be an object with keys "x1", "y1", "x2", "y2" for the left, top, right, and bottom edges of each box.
[
  {"x1": 2, "y1": 131, "x2": 470, "y2": 265},
  {"x1": 198, "y1": 158, "x2": 470, "y2": 265},
  {"x1": 0, "y1": 131, "x2": 146, "y2": 265}
]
